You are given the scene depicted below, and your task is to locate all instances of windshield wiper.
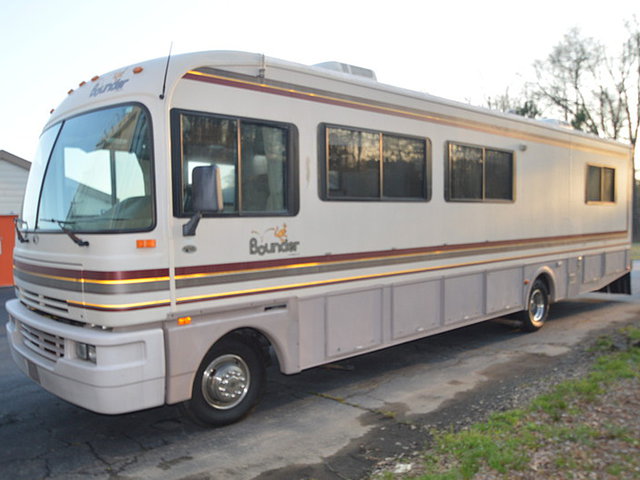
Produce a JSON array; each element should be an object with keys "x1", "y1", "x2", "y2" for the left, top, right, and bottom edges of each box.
[
  {"x1": 42, "y1": 219, "x2": 90, "y2": 247},
  {"x1": 14, "y1": 218, "x2": 29, "y2": 243}
]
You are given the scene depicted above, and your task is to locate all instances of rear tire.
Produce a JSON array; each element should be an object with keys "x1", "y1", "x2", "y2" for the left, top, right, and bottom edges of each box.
[
  {"x1": 185, "y1": 336, "x2": 266, "y2": 426},
  {"x1": 520, "y1": 278, "x2": 550, "y2": 332}
]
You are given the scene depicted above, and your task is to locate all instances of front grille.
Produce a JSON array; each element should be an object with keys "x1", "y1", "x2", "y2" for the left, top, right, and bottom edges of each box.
[
  {"x1": 18, "y1": 287, "x2": 70, "y2": 315},
  {"x1": 19, "y1": 322, "x2": 65, "y2": 362}
]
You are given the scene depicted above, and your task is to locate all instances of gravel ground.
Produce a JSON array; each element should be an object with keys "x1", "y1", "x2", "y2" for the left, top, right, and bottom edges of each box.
[
  {"x1": 370, "y1": 322, "x2": 640, "y2": 479},
  {"x1": 497, "y1": 377, "x2": 640, "y2": 479}
]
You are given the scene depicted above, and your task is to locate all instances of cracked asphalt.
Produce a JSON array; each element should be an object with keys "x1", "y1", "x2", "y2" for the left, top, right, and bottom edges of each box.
[{"x1": 2, "y1": 268, "x2": 640, "y2": 479}]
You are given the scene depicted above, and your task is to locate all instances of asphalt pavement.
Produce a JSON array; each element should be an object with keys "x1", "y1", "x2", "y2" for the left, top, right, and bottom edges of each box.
[{"x1": 1, "y1": 263, "x2": 640, "y2": 480}]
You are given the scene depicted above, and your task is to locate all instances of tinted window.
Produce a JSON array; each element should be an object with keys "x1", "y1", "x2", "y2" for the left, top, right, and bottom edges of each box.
[
  {"x1": 383, "y1": 135, "x2": 427, "y2": 198},
  {"x1": 173, "y1": 110, "x2": 297, "y2": 216},
  {"x1": 324, "y1": 125, "x2": 429, "y2": 201},
  {"x1": 448, "y1": 143, "x2": 514, "y2": 202},
  {"x1": 449, "y1": 144, "x2": 483, "y2": 200},
  {"x1": 327, "y1": 127, "x2": 379, "y2": 198},
  {"x1": 586, "y1": 165, "x2": 615, "y2": 203}
]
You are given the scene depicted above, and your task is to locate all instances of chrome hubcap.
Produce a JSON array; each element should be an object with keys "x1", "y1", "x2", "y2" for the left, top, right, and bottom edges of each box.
[
  {"x1": 202, "y1": 354, "x2": 250, "y2": 410},
  {"x1": 529, "y1": 289, "x2": 546, "y2": 324}
]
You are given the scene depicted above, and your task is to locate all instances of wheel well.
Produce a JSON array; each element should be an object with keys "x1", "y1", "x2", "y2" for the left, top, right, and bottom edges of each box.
[
  {"x1": 218, "y1": 328, "x2": 275, "y2": 368},
  {"x1": 534, "y1": 272, "x2": 554, "y2": 303}
]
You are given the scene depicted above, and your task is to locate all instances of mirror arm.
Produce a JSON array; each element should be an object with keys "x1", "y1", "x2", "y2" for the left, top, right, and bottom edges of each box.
[{"x1": 182, "y1": 212, "x2": 202, "y2": 237}]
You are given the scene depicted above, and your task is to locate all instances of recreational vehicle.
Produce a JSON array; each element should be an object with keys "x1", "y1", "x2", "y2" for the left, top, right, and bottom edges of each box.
[{"x1": 5, "y1": 51, "x2": 632, "y2": 425}]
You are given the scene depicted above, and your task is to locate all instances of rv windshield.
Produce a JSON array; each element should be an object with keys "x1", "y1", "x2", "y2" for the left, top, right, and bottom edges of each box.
[{"x1": 23, "y1": 104, "x2": 154, "y2": 233}]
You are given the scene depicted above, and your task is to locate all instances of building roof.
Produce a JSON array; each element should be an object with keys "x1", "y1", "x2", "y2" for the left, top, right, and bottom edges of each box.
[{"x1": 0, "y1": 150, "x2": 30, "y2": 170}]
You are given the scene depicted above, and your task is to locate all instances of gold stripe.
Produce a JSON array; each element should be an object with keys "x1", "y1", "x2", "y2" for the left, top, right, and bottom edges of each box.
[
  {"x1": 67, "y1": 298, "x2": 170, "y2": 310},
  {"x1": 13, "y1": 265, "x2": 170, "y2": 285},
  {"x1": 176, "y1": 241, "x2": 630, "y2": 305},
  {"x1": 174, "y1": 233, "x2": 627, "y2": 282},
  {"x1": 186, "y1": 70, "x2": 630, "y2": 159},
  {"x1": 62, "y1": 240, "x2": 628, "y2": 310}
]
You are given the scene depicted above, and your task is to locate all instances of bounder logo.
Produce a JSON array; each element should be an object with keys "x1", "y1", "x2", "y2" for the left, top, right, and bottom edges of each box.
[
  {"x1": 249, "y1": 224, "x2": 300, "y2": 256},
  {"x1": 90, "y1": 70, "x2": 129, "y2": 97}
]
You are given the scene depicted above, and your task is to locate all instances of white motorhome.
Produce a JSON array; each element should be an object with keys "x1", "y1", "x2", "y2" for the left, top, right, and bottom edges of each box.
[{"x1": 5, "y1": 51, "x2": 632, "y2": 425}]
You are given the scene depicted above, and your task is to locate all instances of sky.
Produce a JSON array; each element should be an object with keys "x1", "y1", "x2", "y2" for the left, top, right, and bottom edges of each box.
[{"x1": 0, "y1": 0, "x2": 638, "y2": 161}]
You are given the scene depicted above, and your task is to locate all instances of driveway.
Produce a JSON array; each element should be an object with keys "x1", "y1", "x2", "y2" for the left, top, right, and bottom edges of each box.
[{"x1": 1, "y1": 267, "x2": 639, "y2": 479}]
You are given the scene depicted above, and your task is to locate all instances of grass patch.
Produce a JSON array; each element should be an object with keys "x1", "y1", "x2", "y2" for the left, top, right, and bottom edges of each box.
[{"x1": 374, "y1": 326, "x2": 640, "y2": 480}]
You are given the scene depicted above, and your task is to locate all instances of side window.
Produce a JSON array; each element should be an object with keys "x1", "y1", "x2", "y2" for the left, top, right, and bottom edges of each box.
[
  {"x1": 447, "y1": 142, "x2": 514, "y2": 202},
  {"x1": 322, "y1": 124, "x2": 430, "y2": 201},
  {"x1": 586, "y1": 165, "x2": 615, "y2": 203},
  {"x1": 327, "y1": 127, "x2": 380, "y2": 198},
  {"x1": 172, "y1": 110, "x2": 298, "y2": 216}
]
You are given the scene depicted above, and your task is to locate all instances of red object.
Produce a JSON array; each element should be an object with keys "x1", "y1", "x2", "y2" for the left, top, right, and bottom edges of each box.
[{"x1": 0, "y1": 215, "x2": 17, "y2": 286}]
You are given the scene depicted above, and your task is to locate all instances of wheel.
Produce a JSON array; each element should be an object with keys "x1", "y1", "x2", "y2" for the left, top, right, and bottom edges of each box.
[
  {"x1": 185, "y1": 336, "x2": 266, "y2": 426},
  {"x1": 520, "y1": 278, "x2": 550, "y2": 332}
]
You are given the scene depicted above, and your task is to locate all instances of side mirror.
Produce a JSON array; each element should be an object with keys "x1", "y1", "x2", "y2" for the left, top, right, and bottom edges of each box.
[{"x1": 182, "y1": 165, "x2": 223, "y2": 236}]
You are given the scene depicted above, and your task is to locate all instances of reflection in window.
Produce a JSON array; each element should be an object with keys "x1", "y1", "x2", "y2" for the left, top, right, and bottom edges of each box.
[
  {"x1": 175, "y1": 112, "x2": 293, "y2": 215},
  {"x1": 485, "y1": 149, "x2": 513, "y2": 200},
  {"x1": 383, "y1": 135, "x2": 427, "y2": 198},
  {"x1": 36, "y1": 105, "x2": 154, "y2": 232},
  {"x1": 586, "y1": 165, "x2": 615, "y2": 203},
  {"x1": 325, "y1": 126, "x2": 429, "y2": 200},
  {"x1": 448, "y1": 143, "x2": 514, "y2": 202},
  {"x1": 449, "y1": 144, "x2": 483, "y2": 200},
  {"x1": 328, "y1": 128, "x2": 379, "y2": 198}
]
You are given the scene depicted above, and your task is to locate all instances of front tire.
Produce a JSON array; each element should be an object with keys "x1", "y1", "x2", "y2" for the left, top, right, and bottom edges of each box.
[
  {"x1": 520, "y1": 278, "x2": 550, "y2": 332},
  {"x1": 186, "y1": 336, "x2": 266, "y2": 426}
]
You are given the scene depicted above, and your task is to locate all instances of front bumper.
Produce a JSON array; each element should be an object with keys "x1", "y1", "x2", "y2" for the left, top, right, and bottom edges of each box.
[{"x1": 5, "y1": 299, "x2": 165, "y2": 415}]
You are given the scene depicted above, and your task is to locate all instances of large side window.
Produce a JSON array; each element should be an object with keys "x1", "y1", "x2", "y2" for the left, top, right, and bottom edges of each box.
[
  {"x1": 322, "y1": 124, "x2": 430, "y2": 201},
  {"x1": 447, "y1": 142, "x2": 514, "y2": 202},
  {"x1": 172, "y1": 110, "x2": 298, "y2": 216},
  {"x1": 586, "y1": 165, "x2": 615, "y2": 203}
]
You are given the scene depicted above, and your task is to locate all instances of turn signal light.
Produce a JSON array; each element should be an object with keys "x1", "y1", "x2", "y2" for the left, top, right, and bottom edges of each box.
[
  {"x1": 133, "y1": 66, "x2": 144, "y2": 74},
  {"x1": 178, "y1": 316, "x2": 192, "y2": 326},
  {"x1": 136, "y1": 239, "x2": 157, "y2": 248}
]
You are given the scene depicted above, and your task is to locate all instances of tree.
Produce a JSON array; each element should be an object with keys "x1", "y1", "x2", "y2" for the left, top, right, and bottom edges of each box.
[
  {"x1": 531, "y1": 24, "x2": 639, "y2": 155},
  {"x1": 534, "y1": 29, "x2": 610, "y2": 135},
  {"x1": 619, "y1": 18, "x2": 640, "y2": 155},
  {"x1": 486, "y1": 88, "x2": 540, "y2": 119},
  {"x1": 489, "y1": 22, "x2": 640, "y2": 238}
]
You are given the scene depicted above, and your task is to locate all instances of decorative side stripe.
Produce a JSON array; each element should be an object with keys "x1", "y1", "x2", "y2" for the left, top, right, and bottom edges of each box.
[
  {"x1": 14, "y1": 232, "x2": 628, "y2": 299},
  {"x1": 175, "y1": 240, "x2": 630, "y2": 305},
  {"x1": 66, "y1": 298, "x2": 172, "y2": 312},
  {"x1": 18, "y1": 236, "x2": 628, "y2": 313},
  {"x1": 13, "y1": 260, "x2": 171, "y2": 294},
  {"x1": 184, "y1": 70, "x2": 630, "y2": 159},
  {"x1": 174, "y1": 231, "x2": 628, "y2": 289}
]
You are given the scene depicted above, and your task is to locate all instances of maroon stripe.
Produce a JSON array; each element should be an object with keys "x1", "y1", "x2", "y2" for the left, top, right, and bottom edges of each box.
[
  {"x1": 183, "y1": 72, "x2": 404, "y2": 119},
  {"x1": 13, "y1": 260, "x2": 169, "y2": 281},
  {"x1": 175, "y1": 231, "x2": 628, "y2": 277},
  {"x1": 12, "y1": 231, "x2": 627, "y2": 284}
]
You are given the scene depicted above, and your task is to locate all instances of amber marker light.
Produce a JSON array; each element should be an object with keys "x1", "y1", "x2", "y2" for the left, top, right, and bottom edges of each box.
[
  {"x1": 133, "y1": 66, "x2": 144, "y2": 74},
  {"x1": 91, "y1": 75, "x2": 100, "y2": 82},
  {"x1": 178, "y1": 316, "x2": 192, "y2": 326},
  {"x1": 136, "y1": 239, "x2": 157, "y2": 248}
]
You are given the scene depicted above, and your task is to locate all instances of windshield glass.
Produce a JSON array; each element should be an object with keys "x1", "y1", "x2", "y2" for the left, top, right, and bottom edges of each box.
[{"x1": 25, "y1": 104, "x2": 154, "y2": 233}]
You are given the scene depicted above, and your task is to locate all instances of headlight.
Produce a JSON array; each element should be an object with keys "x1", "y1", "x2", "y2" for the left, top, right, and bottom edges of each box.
[{"x1": 75, "y1": 342, "x2": 97, "y2": 363}]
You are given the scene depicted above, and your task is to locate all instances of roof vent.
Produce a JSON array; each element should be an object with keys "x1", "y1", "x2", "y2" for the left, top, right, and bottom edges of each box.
[{"x1": 313, "y1": 61, "x2": 377, "y2": 81}]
